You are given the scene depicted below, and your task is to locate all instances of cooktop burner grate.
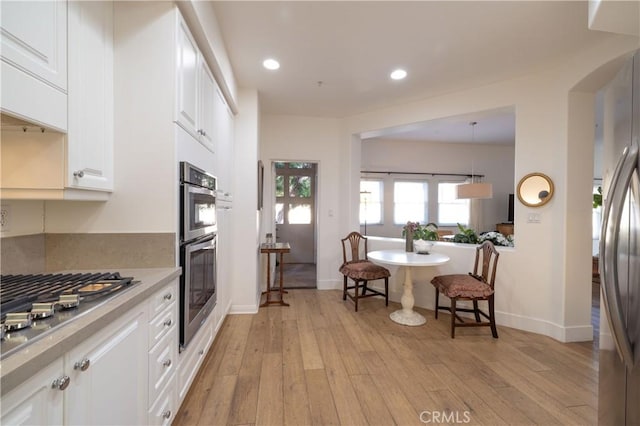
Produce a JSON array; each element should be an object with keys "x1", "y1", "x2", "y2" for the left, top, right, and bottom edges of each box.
[
  {"x1": 0, "y1": 272, "x2": 137, "y2": 359},
  {"x1": 1, "y1": 272, "x2": 134, "y2": 321}
]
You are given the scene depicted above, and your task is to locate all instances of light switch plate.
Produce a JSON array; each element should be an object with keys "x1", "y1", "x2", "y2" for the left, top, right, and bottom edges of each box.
[{"x1": 527, "y1": 213, "x2": 541, "y2": 223}]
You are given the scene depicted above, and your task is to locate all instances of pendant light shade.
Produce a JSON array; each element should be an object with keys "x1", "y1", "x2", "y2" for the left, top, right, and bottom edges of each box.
[
  {"x1": 456, "y1": 182, "x2": 493, "y2": 199},
  {"x1": 455, "y1": 121, "x2": 494, "y2": 200}
]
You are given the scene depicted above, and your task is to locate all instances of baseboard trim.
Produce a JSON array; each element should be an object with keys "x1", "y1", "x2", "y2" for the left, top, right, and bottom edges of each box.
[
  {"x1": 229, "y1": 304, "x2": 259, "y2": 314},
  {"x1": 317, "y1": 279, "x2": 341, "y2": 290}
]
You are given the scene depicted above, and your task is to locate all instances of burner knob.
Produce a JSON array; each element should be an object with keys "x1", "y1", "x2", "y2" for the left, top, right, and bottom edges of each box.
[
  {"x1": 74, "y1": 358, "x2": 91, "y2": 372},
  {"x1": 52, "y1": 375, "x2": 71, "y2": 391},
  {"x1": 162, "y1": 410, "x2": 172, "y2": 420}
]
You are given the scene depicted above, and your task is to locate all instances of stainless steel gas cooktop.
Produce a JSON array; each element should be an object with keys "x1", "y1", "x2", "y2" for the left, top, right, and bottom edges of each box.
[{"x1": 0, "y1": 272, "x2": 137, "y2": 359}]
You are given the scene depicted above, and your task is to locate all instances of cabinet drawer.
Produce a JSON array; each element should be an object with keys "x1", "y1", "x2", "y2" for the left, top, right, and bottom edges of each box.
[
  {"x1": 178, "y1": 320, "x2": 213, "y2": 400},
  {"x1": 148, "y1": 325, "x2": 178, "y2": 404},
  {"x1": 149, "y1": 301, "x2": 177, "y2": 349},
  {"x1": 148, "y1": 372, "x2": 177, "y2": 426},
  {"x1": 149, "y1": 281, "x2": 177, "y2": 319}
]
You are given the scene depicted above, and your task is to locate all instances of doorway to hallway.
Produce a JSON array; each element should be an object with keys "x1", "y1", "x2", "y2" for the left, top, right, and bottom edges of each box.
[{"x1": 274, "y1": 161, "x2": 317, "y2": 288}]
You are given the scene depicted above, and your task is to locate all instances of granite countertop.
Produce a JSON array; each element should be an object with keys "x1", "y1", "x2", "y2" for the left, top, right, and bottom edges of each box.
[{"x1": 0, "y1": 267, "x2": 181, "y2": 396}]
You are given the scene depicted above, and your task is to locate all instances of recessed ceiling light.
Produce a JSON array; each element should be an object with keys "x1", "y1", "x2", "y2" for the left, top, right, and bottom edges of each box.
[
  {"x1": 390, "y1": 69, "x2": 407, "y2": 80},
  {"x1": 263, "y1": 58, "x2": 280, "y2": 70}
]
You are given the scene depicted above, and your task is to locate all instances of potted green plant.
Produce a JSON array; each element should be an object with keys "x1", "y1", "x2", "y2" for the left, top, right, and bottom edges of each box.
[
  {"x1": 452, "y1": 223, "x2": 479, "y2": 244},
  {"x1": 593, "y1": 186, "x2": 602, "y2": 209}
]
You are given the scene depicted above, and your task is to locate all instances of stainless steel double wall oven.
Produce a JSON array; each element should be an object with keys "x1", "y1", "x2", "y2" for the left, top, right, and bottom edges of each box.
[{"x1": 179, "y1": 162, "x2": 217, "y2": 350}]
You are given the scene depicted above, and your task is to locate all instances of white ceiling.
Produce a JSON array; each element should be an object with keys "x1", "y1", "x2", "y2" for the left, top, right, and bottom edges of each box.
[{"x1": 212, "y1": 1, "x2": 615, "y2": 142}]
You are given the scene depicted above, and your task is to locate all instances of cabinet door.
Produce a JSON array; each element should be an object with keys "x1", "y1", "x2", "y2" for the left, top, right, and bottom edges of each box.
[
  {"x1": 198, "y1": 59, "x2": 216, "y2": 152},
  {"x1": 175, "y1": 17, "x2": 199, "y2": 140},
  {"x1": 1, "y1": 358, "x2": 65, "y2": 426},
  {"x1": 0, "y1": 0, "x2": 68, "y2": 130},
  {"x1": 67, "y1": 0, "x2": 114, "y2": 191},
  {"x1": 65, "y1": 308, "x2": 148, "y2": 425},
  {"x1": 0, "y1": 0, "x2": 67, "y2": 91}
]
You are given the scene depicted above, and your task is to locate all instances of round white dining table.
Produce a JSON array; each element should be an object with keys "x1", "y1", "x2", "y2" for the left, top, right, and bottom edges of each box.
[{"x1": 367, "y1": 249, "x2": 450, "y2": 326}]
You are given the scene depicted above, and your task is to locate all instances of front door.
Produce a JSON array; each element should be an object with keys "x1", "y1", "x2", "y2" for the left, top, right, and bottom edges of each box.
[{"x1": 274, "y1": 162, "x2": 316, "y2": 263}]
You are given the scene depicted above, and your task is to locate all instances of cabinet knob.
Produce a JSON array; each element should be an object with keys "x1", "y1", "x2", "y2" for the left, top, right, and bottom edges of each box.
[
  {"x1": 198, "y1": 349, "x2": 204, "y2": 356},
  {"x1": 201, "y1": 130, "x2": 207, "y2": 137},
  {"x1": 163, "y1": 293, "x2": 172, "y2": 301},
  {"x1": 52, "y1": 375, "x2": 70, "y2": 391},
  {"x1": 74, "y1": 358, "x2": 91, "y2": 371},
  {"x1": 163, "y1": 359, "x2": 172, "y2": 368},
  {"x1": 162, "y1": 410, "x2": 172, "y2": 420},
  {"x1": 163, "y1": 319, "x2": 172, "y2": 327},
  {"x1": 73, "y1": 170, "x2": 85, "y2": 178}
]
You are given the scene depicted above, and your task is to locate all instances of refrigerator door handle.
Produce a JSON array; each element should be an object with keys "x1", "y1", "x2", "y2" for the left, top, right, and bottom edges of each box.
[{"x1": 600, "y1": 144, "x2": 638, "y2": 369}]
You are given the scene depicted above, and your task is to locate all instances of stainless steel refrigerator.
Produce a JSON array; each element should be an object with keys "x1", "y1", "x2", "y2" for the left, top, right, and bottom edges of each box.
[{"x1": 599, "y1": 50, "x2": 640, "y2": 426}]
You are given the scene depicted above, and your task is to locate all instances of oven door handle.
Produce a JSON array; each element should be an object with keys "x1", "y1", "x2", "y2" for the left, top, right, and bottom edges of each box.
[
  {"x1": 186, "y1": 236, "x2": 217, "y2": 252},
  {"x1": 186, "y1": 185, "x2": 217, "y2": 198}
]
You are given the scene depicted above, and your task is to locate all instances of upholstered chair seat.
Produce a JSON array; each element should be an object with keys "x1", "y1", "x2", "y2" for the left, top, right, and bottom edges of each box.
[
  {"x1": 430, "y1": 241, "x2": 500, "y2": 338},
  {"x1": 339, "y1": 232, "x2": 390, "y2": 311},
  {"x1": 431, "y1": 274, "x2": 494, "y2": 299}
]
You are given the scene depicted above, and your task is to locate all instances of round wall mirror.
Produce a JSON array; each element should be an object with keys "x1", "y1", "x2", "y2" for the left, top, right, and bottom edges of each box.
[{"x1": 517, "y1": 173, "x2": 554, "y2": 207}]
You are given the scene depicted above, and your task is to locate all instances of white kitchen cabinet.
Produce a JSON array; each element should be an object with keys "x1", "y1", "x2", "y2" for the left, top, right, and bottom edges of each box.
[
  {"x1": 175, "y1": 14, "x2": 216, "y2": 153},
  {"x1": 148, "y1": 373, "x2": 178, "y2": 426},
  {"x1": 176, "y1": 16, "x2": 199, "y2": 140},
  {"x1": 0, "y1": 358, "x2": 65, "y2": 426},
  {"x1": 66, "y1": 0, "x2": 114, "y2": 192},
  {"x1": 178, "y1": 311, "x2": 214, "y2": 401},
  {"x1": 214, "y1": 85, "x2": 235, "y2": 192},
  {"x1": 65, "y1": 306, "x2": 148, "y2": 425},
  {"x1": 0, "y1": 0, "x2": 68, "y2": 131},
  {"x1": 0, "y1": 0, "x2": 113, "y2": 200},
  {"x1": 198, "y1": 59, "x2": 217, "y2": 151},
  {"x1": 148, "y1": 280, "x2": 179, "y2": 424}
]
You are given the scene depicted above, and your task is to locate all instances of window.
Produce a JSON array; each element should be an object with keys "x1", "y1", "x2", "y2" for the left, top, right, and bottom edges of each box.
[
  {"x1": 394, "y1": 181, "x2": 428, "y2": 224},
  {"x1": 438, "y1": 182, "x2": 469, "y2": 225},
  {"x1": 360, "y1": 180, "x2": 383, "y2": 224}
]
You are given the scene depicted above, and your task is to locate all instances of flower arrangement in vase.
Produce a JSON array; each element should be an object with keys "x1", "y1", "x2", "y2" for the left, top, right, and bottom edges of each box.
[{"x1": 402, "y1": 221, "x2": 438, "y2": 253}]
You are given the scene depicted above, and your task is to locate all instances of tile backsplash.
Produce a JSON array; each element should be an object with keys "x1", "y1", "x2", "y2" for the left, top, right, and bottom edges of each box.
[
  {"x1": 1, "y1": 233, "x2": 175, "y2": 274},
  {"x1": 1, "y1": 234, "x2": 46, "y2": 274}
]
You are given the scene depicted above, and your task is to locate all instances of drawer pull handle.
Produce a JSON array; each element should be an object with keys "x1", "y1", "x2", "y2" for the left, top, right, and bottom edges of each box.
[
  {"x1": 163, "y1": 359, "x2": 172, "y2": 368},
  {"x1": 162, "y1": 410, "x2": 172, "y2": 420},
  {"x1": 52, "y1": 375, "x2": 70, "y2": 391},
  {"x1": 163, "y1": 319, "x2": 172, "y2": 327},
  {"x1": 163, "y1": 293, "x2": 172, "y2": 301},
  {"x1": 74, "y1": 358, "x2": 91, "y2": 371}
]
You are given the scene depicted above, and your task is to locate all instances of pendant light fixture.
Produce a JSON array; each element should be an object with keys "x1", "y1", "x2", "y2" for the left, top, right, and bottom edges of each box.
[{"x1": 456, "y1": 121, "x2": 493, "y2": 199}]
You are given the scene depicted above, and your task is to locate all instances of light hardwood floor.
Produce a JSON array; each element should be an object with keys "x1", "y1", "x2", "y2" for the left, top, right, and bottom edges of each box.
[{"x1": 174, "y1": 290, "x2": 597, "y2": 425}]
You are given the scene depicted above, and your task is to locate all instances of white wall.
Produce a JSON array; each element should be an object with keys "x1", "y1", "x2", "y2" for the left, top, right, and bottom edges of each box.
[
  {"x1": 361, "y1": 139, "x2": 515, "y2": 237},
  {"x1": 338, "y1": 35, "x2": 638, "y2": 341},
  {"x1": 230, "y1": 89, "x2": 262, "y2": 313},
  {"x1": 260, "y1": 115, "x2": 343, "y2": 289},
  {"x1": 0, "y1": 200, "x2": 44, "y2": 238}
]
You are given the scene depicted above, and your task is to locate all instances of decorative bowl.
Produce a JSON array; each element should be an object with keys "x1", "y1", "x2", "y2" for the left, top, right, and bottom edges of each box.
[{"x1": 413, "y1": 240, "x2": 434, "y2": 254}]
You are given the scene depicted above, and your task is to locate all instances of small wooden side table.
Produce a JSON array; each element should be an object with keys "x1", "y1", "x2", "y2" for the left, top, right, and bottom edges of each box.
[{"x1": 260, "y1": 242, "x2": 290, "y2": 307}]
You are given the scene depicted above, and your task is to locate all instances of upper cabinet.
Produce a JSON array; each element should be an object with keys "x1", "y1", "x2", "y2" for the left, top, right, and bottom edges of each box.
[
  {"x1": 0, "y1": 0, "x2": 68, "y2": 131},
  {"x1": 1, "y1": 0, "x2": 114, "y2": 200},
  {"x1": 67, "y1": 0, "x2": 114, "y2": 191},
  {"x1": 175, "y1": 15, "x2": 217, "y2": 154}
]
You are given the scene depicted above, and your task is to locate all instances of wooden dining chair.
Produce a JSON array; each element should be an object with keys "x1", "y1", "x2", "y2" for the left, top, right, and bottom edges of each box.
[
  {"x1": 430, "y1": 241, "x2": 500, "y2": 338},
  {"x1": 339, "y1": 232, "x2": 390, "y2": 312}
]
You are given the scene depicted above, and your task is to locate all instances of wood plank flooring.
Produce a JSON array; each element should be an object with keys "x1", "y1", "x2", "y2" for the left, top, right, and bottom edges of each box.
[{"x1": 174, "y1": 290, "x2": 598, "y2": 425}]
